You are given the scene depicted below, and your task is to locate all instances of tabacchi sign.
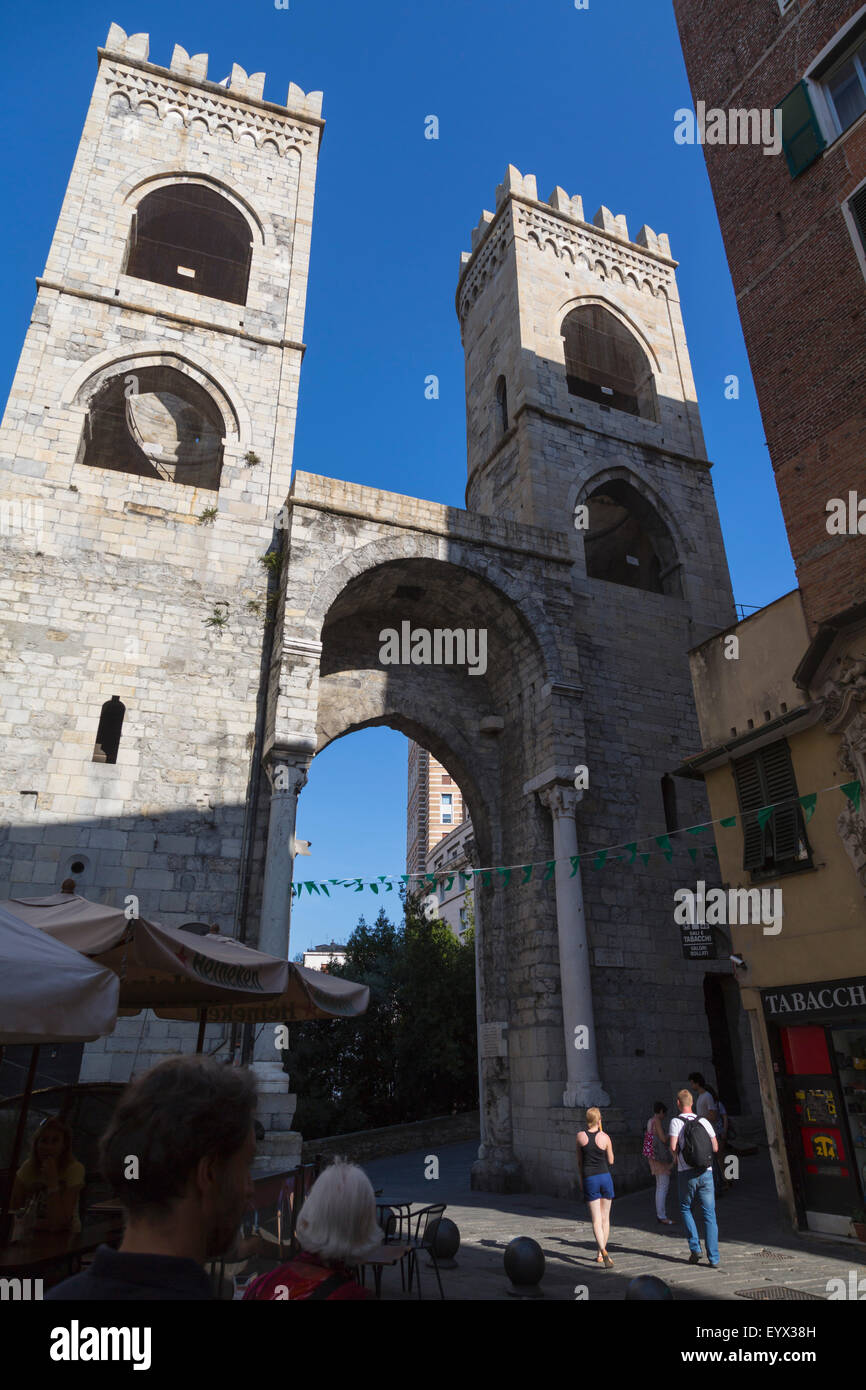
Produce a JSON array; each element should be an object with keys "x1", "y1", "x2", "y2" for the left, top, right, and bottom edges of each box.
[{"x1": 762, "y1": 978, "x2": 866, "y2": 1020}]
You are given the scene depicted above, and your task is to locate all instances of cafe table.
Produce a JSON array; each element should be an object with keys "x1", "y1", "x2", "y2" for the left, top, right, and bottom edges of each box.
[
  {"x1": 353, "y1": 1241, "x2": 413, "y2": 1299},
  {"x1": 0, "y1": 1218, "x2": 123, "y2": 1282}
]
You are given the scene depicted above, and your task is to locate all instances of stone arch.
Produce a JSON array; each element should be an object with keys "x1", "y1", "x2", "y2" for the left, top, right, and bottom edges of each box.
[
  {"x1": 122, "y1": 181, "x2": 252, "y2": 304},
  {"x1": 559, "y1": 299, "x2": 660, "y2": 420},
  {"x1": 119, "y1": 169, "x2": 268, "y2": 247},
  {"x1": 557, "y1": 295, "x2": 660, "y2": 372},
  {"x1": 298, "y1": 533, "x2": 565, "y2": 686},
  {"x1": 61, "y1": 345, "x2": 250, "y2": 444},
  {"x1": 571, "y1": 466, "x2": 686, "y2": 596}
]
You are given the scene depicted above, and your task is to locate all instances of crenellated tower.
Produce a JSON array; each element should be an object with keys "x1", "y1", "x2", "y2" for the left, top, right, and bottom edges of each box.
[{"x1": 0, "y1": 25, "x2": 322, "y2": 1108}]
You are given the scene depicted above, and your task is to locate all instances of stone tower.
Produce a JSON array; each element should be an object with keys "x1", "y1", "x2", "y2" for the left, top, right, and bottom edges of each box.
[{"x1": 0, "y1": 23, "x2": 321, "y2": 1126}]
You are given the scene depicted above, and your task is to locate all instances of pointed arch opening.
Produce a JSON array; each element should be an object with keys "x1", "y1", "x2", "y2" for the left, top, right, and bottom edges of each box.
[
  {"x1": 79, "y1": 365, "x2": 226, "y2": 489},
  {"x1": 581, "y1": 479, "x2": 682, "y2": 596},
  {"x1": 125, "y1": 184, "x2": 252, "y2": 304},
  {"x1": 561, "y1": 304, "x2": 658, "y2": 420}
]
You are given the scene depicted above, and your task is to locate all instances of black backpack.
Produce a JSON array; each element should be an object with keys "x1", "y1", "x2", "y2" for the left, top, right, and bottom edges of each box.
[{"x1": 678, "y1": 1115, "x2": 714, "y2": 1170}]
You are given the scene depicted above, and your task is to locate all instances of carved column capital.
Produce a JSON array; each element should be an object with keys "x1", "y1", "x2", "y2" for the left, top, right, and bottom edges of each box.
[
  {"x1": 264, "y1": 751, "x2": 311, "y2": 797},
  {"x1": 537, "y1": 781, "x2": 578, "y2": 819}
]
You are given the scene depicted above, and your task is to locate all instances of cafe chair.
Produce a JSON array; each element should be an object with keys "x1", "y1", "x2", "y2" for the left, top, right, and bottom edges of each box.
[{"x1": 404, "y1": 1203, "x2": 447, "y2": 1299}]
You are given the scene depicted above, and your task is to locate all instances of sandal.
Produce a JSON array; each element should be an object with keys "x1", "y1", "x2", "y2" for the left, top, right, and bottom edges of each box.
[{"x1": 603, "y1": 1252, "x2": 614, "y2": 1268}]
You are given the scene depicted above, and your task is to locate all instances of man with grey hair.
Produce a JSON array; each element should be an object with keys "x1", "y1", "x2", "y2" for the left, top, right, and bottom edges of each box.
[{"x1": 46, "y1": 1055, "x2": 258, "y2": 1300}]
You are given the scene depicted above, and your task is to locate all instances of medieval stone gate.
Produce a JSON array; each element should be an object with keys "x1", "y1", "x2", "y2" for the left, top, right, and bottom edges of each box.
[{"x1": 0, "y1": 27, "x2": 760, "y2": 1196}]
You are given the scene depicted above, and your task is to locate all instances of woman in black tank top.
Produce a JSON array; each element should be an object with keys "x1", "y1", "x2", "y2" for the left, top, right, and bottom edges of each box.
[{"x1": 576, "y1": 1107, "x2": 615, "y2": 1267}]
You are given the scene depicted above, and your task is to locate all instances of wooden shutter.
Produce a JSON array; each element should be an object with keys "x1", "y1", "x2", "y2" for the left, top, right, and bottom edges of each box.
[
  {"x1": 732, "y1": 754, "x2": 766, "y2": 871},
  {"x1": 759, "y1": 740, "x2": 800, "y2": 860},
  {"x1": 779, "y1": 82, "x2": 826, "y2": 178},
  {"x1": 850, "y1": 185, "x2": 866, "y2": 255}
]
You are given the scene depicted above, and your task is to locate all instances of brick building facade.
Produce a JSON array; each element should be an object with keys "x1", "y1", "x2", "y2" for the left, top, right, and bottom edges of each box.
[{"x1": 674, "y1": 0, "x2": 866, "y2": 630}]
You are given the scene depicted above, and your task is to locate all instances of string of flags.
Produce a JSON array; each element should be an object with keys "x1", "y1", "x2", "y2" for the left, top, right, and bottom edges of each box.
[{"x1": 290, "y1": 779, "x2": 861, "y2": 899}]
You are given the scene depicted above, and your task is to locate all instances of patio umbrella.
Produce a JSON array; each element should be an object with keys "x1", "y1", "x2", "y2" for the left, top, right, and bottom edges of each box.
[
  {"x1": 0, "y1": 904, "x2": 120, "y2": 1232},
  {"x1": 2, "y1": 895, "x2": 369, "y2": 1035}
]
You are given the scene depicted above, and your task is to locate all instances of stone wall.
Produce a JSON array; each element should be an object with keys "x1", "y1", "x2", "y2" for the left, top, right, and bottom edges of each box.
[
  {"x1": 301, "y1": 1111, "x2": 480, "y2": 1166},
  {"x1": 0, "y1": 25, "x2": 320, "y2": 1084}
]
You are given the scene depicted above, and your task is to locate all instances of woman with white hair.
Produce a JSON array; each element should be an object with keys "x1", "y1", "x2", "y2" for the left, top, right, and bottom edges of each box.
[{"x1": 243, "y1": 1158, "x2": 383, "y2": 1300}]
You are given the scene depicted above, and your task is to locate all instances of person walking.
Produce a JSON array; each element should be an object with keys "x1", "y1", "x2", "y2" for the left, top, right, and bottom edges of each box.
[
  {"x1": 669, "y1": 1088, "x2": 720, "y2": 1268},
  {"x1": 707, "y1": 1084, "x2": 732, "y2": 1194},
  {"x1": 643, "y1": 1101, "x2": 674, "y2": 1224},
  {"x1": 577, "y1": 1106, "x2": 615, "y2": 1267}
]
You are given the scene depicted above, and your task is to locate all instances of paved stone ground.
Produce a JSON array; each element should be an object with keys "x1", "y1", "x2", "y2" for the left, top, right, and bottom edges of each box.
[{"x1": 359, "y1": 1141, "x2": 865, "y2": 1301}]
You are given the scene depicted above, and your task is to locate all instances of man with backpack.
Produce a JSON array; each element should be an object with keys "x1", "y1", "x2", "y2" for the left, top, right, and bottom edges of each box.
[{"x1": 669, "y1": 1088, "x2": 720, "y2": 1268}]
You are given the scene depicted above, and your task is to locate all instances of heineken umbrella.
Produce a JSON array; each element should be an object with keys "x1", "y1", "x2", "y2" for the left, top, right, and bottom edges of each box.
[
  {"x1": 153, "y1": 958, "x2": 370, "y2": 1025},
  {"x1": 3, "y1": 895, "x2": 368, "y2": 1023},
  {"x1": 1, "y1": 894, "x2": 288, "y2": 1010}
]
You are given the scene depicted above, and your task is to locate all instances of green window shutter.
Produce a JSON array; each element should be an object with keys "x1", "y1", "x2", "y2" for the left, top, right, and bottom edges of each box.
[
  {"x1": 732, "y1": 754, "x2": 766, "y2": 871},
  {"x1": 779, "y1": 81, "x2": 826, "y2": 178},
  {"x1": 758, "y1": 741, "x2": 799, "y2": 860}
]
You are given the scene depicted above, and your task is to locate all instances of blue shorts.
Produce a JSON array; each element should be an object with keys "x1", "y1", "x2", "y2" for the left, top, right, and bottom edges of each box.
[{"x1": 584, "y1": 1172, "x2": 614, "y2": 1203}]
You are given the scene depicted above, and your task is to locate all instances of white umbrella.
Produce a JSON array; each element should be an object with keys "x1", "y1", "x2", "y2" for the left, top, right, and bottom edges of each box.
[
  {"x1": 0, "y1": 904, "x2": 120, "y2": 1233},
  {"x1": 0, "y1": 904, "x2": 120, "y2": 1044}
]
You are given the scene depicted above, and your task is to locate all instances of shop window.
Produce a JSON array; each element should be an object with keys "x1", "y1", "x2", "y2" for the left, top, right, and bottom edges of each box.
[
  {"x1": 125, "y1": 185, "x2": 252, "y2": 304},
  {"x1": 561, "y1": 305, "x2": 658, "y2": 420},
  {"x1": 731, "y1": 739, "x2": 812, "y2": 879}
]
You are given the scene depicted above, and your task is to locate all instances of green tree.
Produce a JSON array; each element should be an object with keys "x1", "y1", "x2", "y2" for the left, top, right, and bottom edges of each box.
[{"x1": 288, "y1": 894, "x2": 477, "y2": 1138}]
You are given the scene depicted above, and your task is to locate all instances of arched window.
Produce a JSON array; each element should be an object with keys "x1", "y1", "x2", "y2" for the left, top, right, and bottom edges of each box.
[
  {"x1": 494, "y1": 375, "x2": 508, "y2": 435},
  {"x1": 561, "y1": 306, "x2": 658, "y2": 420},
  {"x1": 581, "y1": 479, "x2": 681, "y2": 595},
  {"x1": 93, "y1": 696, "x2": 125, "y2": 764},
  {"x1": 125, "y1": 185, "x2": 252, "y2": 304},
  {"x1": 80, "y1": 365, "x2": 225, "y2": 490}
]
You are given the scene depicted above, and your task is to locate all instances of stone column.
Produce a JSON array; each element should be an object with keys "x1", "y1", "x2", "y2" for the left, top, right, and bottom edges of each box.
[
  {"x1": 536, "y1": 779, "x2": 610, "y2": 1108},
  {"x1": 251, "y1": 746, "x2": 313, "y2": 1171},
  {"x1": 257, "y1": 750, "x2": 311, "y2": 961}
]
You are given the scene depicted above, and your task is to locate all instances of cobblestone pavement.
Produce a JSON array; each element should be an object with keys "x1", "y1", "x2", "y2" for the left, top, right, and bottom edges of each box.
[{"x1": 360, "y1": 1141, "x2": 865, "y2": 1301}]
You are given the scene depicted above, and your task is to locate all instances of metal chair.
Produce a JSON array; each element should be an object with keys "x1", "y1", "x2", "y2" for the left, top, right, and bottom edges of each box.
[{"x1": 404, "y1": 1204, "x2": 447, "y2": 1299}]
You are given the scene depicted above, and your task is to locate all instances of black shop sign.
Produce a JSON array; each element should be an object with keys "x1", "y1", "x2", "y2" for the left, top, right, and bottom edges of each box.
[{"x1": 761, "y1": 977, "x2": 866, "y2": 1024}]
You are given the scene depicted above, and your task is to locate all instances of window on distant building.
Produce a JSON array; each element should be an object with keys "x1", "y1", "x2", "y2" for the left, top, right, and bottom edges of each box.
[
  {"x1": 845, "y1": 179, "x2": 866, "y2": 277},
  {"x1": 824, "y1": 32, "x2": 866, "y2": 134},
  {"x1": 441, "y1": 793, "x2": 453, "y2": 825},
  {"x1": 731, "y1": 740, "x2": 813, "y2": 880}
]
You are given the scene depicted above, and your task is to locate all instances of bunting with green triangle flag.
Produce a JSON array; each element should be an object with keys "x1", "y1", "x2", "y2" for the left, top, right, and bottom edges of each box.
[
  {"x1": 570, "y1": 856, "x2": 580, "y2": 876},
  {"x1": 841, "y1": 780, "x2": 861, "y2": 812},
  {"x1": 543, "y1": 860, "x2": 556, "y2": 880},
  {"x1": 496, "y1": 867, "x2": 512, "y2": 887},
  {"x1": 656, "y1": 834, "x2": 673, "y2": 862},
  {"x1": 798, "y1": 794, "x2": 817, "y2": 823},
  {"x1": 720, "y1": 816, "x2": 737, "y2": 828},
  {"x1": 594, "y1": 851, "x2": 607, "y2": 870},
  {"x1": 756, "y1": 806, "x2": 774, "y2": 829},
  {"x1": 521, "y1": 865, "x2": 533, "y2": 884}
]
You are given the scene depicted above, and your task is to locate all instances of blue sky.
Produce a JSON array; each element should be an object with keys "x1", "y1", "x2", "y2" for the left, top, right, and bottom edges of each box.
[{"x1": 0, "y1": 1, "x2": 796, "y2": 953}]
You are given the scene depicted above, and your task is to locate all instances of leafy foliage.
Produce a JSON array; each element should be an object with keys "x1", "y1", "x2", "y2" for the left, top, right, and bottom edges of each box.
[{"x1": 288, "y1": 895, "x2": 477, "y2": 1138}]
